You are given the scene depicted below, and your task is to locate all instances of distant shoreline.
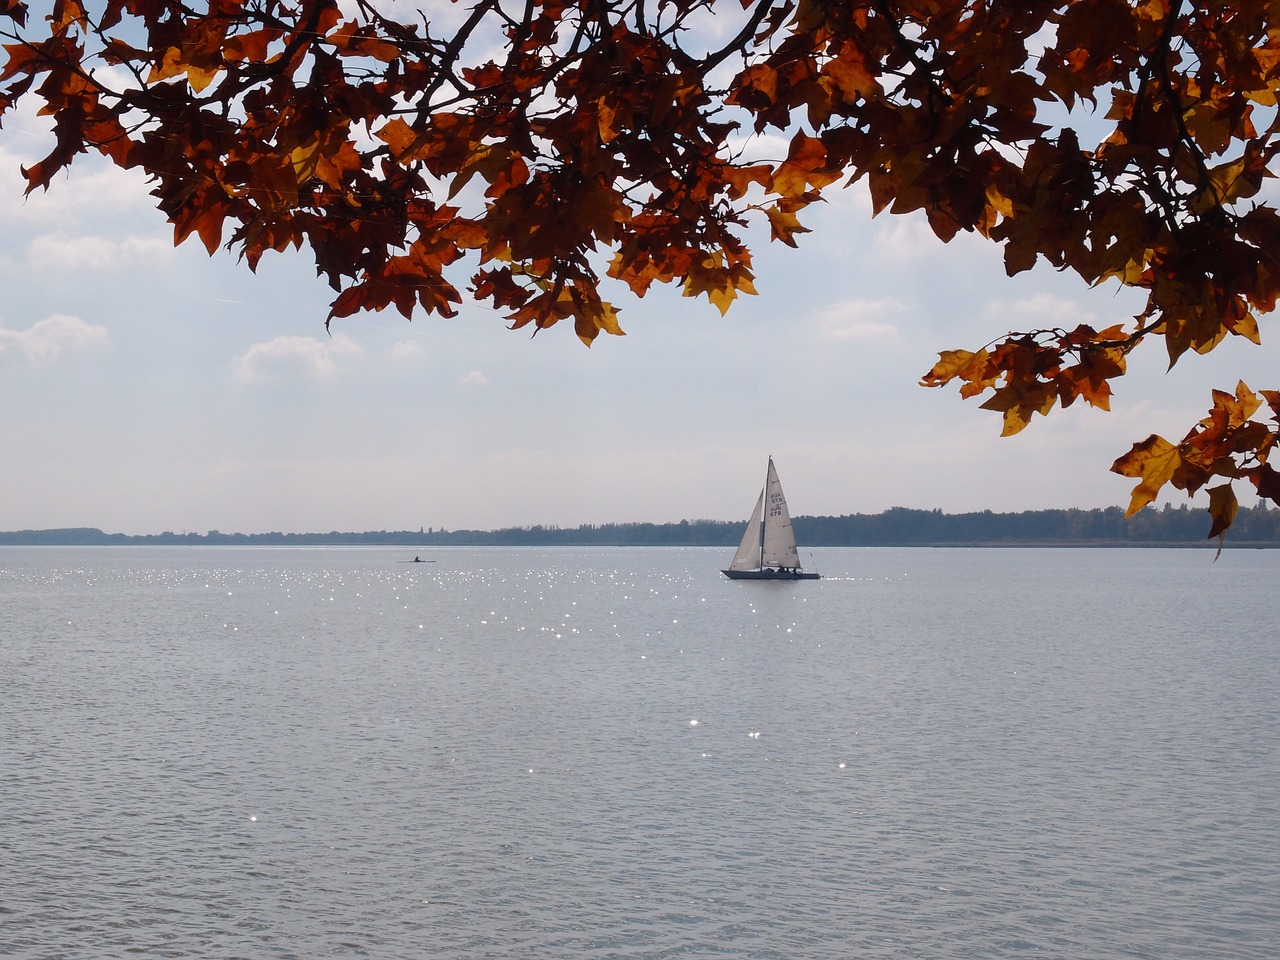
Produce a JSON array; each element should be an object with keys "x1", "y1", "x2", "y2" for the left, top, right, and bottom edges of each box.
[{"x1": 2, "y1": 504, "x2": 1277, "y2": 548}]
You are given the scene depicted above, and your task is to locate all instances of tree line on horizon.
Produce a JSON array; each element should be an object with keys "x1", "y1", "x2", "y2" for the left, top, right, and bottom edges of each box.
[{"x1": 3, "y1": 503, "x2": 1277, "y2": 548}]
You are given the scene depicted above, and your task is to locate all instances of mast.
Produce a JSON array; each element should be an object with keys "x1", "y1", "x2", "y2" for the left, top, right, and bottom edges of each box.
[{"x1": 759, "y1": 457, "x2": 771, "y2": 570}]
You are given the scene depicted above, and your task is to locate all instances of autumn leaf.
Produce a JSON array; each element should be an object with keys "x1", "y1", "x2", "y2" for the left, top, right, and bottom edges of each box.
[
  {"x1": 1112, "y1": 436, "x2": 1182, "y2": 516},
  {"x1": 721, "y1": 164, "x2": 771, "y2": 200},
  {"x1": 171, "y1": 191, "x2": 231, "y2": 255},
  {"x1": 1, "y1": 40, "x2": 47, "y2": 82},
  {"x1": 568, "y1": 289, "x2": 625, "y2": 345},
  {"x1": 922, "y1": 349, "x2": 979, "y2": 385},
  {"x1": 1057, "y1": 344, "x2": 1126, "y2": 410},
  {"x1": 771, "y1": 132, "x2": 840, "y2": 199},
  {"x1": 1213, "y1": 380, "x2": 1264, "y2": 430},
  {"x1": 0, "y1": 0, "x2": 28, "y2": 26},
  {"x1": 921, "y1": 349, "x2": 998, "y2": 396},
  {"x1": 1206, "y1": 483, "x2": 1238, "y2": 545},
  {"x1": 726, "y1": 62, "x2": 779, "y2": 114},
  {"x1": 326, "y1": 21, "x2": 400, "y2": 62},
  {"x1": 596, "y1": 96, "x2": 620, "y2": 144},
  {"x1": 374, "y1": 118, "x2": 418, "y2": 160},
  {"x1": 223, "y1": 29, "x2": 276, "y2": 64},
  {"x1": 147, "y1": 46, "x2": 222, "y2": 93},
  {"x1": 978, "y1": 379, "x2": 1058, "y2": 437},
  {"x1": 763, "y1": 203, "x2": 809, "y2": 246},
  {"x1": 819, "y1": 43, "x2": 879, "y2": 104},
  {"x1": 682, "y1": 252, "x2": 756, "y2": 315},
  {"x1": 1252, "y1": 463, "x2": 1280, "y2": 503},
  {"x1": 1190, "y1": 156, "x2": 1264, "y2": 213},
  {"x1": 51, "y1": 0, "x2": 86, "y2": 32}
]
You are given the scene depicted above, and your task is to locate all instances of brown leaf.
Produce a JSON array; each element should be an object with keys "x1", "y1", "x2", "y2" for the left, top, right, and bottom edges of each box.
[{"x1": 1205, "y1": 482, "x2": 1238, "y2": 544}]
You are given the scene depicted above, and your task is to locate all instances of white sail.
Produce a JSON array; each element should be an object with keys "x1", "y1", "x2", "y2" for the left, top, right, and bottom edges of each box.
[
  {"x1": 723, "y1": 457, "x2": 818, "y2": 579},
  {"x1": 760, "y1": 458, "x2": 801, "y2": 569},
  {"x1": 727, "y1": 490, "x2": 764, "y2": 571}
]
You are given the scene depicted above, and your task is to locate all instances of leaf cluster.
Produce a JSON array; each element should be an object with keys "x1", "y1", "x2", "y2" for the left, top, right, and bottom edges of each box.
[{"x1": 1112, "y1": 380, "x2": 1280, "y2": 550}]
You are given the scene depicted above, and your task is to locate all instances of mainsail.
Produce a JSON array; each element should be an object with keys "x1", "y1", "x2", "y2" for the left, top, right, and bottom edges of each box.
[
  {"x1": 760, "y1": 459, "x2": 801, "y2": 570},
  {"x1": 725, "y1": 457, "x2": 808, "y2": 576}
]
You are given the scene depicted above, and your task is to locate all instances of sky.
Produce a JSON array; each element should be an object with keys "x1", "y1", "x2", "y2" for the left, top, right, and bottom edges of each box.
[{"x1": 2, "y1": 92, "x2": 1278, "y2": 536}]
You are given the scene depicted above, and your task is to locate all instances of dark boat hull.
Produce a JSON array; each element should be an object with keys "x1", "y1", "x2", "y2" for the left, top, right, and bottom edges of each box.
[{"x1": 722, "y1": 568, "x2": 820, "y2": 580}]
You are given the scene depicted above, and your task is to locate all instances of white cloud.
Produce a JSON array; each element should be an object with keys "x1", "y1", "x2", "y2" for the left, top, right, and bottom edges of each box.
[
  {"x1": 231, "y1": 332, "x2": 364, "y2": 382},
  {"x1": 870, "y1": 211, "x2": 991, "y2": 262},
  {"x1": 727, "y1": 131, "x2": 792, "y2": 165},
  {"x1": 0, "y1": 151, "x2": 154, "y2": 224},
  {"x1": 870, "y1": 214, "x2": 945, "y2": 260},
  {"x1": 0, "y1": 314, "x2": 109, "y2": 365},
  {"x1": 25, "y1": 233, "x2": 173, "y2": 270},
  {"x1": 815, "y1": 298, "x2": 903, "y2": 340},
  {"x1": 460, "y1": 370, "x2": 491, "y2": 386},
  {"x1": 389, "y1": 339, "x2": 427, "y2": 360},
  {"x1": 984, "y1": 292, "x2": 1103, "y2": 331}
]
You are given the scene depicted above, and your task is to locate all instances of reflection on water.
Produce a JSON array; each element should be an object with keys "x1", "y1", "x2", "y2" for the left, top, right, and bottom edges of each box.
[{"x1": 2, "y1": 546, "x2": 1278, "y2": 958}]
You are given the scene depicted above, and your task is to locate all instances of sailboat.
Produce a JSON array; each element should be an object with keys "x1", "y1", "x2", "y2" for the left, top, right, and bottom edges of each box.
[{"x1": 722, "y1": 457, "x2": 820, "y2": 580}]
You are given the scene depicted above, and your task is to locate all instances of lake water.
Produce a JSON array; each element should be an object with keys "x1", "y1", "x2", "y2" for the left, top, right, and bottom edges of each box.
[{"x1": 2, "y1": 546, "x2": 1277, "y2": 959}]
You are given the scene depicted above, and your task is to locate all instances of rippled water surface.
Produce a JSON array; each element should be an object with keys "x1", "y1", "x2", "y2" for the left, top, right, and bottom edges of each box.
[{"x1": 2, "y1": 546, "x2": 1278, "y2": 959}]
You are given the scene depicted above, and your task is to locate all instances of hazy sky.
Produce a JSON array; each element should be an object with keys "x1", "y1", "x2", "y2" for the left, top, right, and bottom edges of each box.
[{"x1": 3, "y1": 96, "x2": 1277, "y2": 536}]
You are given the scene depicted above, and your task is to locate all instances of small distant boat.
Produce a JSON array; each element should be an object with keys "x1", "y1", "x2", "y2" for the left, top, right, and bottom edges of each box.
[
  {"x1": 723, "y1": 457, "x2": 820, "y2": 580},
  {"x1": 397, "y1": 556, "x2": 435, "y2": 564}
]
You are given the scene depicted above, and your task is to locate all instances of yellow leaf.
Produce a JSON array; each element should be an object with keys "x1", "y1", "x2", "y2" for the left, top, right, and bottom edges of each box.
[
  {"x1": 682, "y1": 252, "x2": 757, "y2": 315},
  {"x1": 1228, "y1": 308, "x2": 1261, "y2": 345},
  {"x1": 1246, "y1": 49, "x2": 1280, "y2": 105},
  {"x1": 597, "y1": 97, "x2": 620, "y2": 144},
  {"x1": 1190, "y1": 156, "x2": 1258, "y2": 213},
  {"x1": 984, "y1": 183, "x2": 1014, "y2": 218},
  {"x1": 290, "y1": 137, "x2": 323, "y2": 182},
  {"x1": 184, "y1": 61, "x2": 219, "y2": 92},
  {"x1": 764, "y1": 204, "x2": 810, "y2": 246},
  {"x1": 575, "y1": 298, "x2": 625, "y2": 345},
  {"x1": 145, "y1": 45, "x2": 220, "y2": 92},
  {"x1": 721, "y1": 164, "x2": 772, "y2": 200},
  {"x1": 922, "y1": 349, "x2": 977, "y2": 385},
  {"x1": 147, "y1": 46, "x2": 185, "y2": 84},
  {"x1": 1112, "y1": 435, "x2": 1181, "y2": 516}
]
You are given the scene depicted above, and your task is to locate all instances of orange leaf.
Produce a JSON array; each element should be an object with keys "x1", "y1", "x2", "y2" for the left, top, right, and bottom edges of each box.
[
  {"x1": 326, "y1": 20, "x2": 399, "y2": 62},
  {"x1": 375, "y1": 118, "x2": 418, "y2": 160},
  {"x1": 771, "y1": 133, "x2": 840, "y2": 199},
  {"x1": 223, "y1": 29, "x2": 275, "y2": 64},
  {"x1": 721, "y1": 164, "x2": 771, "y2": 200},
  {"x1": 51, "y1": 0, "x2": 86, "y2": 31}
]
